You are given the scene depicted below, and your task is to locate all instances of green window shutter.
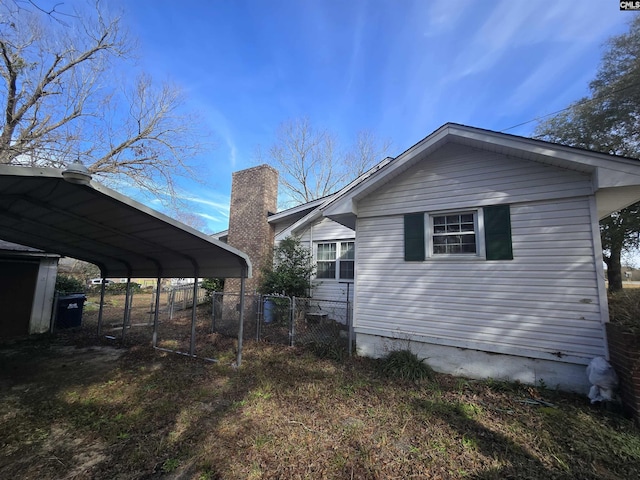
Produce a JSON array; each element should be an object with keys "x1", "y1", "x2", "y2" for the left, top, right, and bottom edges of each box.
[
  {"x1": 404, "y1": 213, "x2": 425, "y2": 261},
  {"x1": 484, "y1": 205, "x2": 513, "y2": 260}
]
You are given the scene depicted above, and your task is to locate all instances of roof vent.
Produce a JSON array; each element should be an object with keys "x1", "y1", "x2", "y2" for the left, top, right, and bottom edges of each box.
[{"x1": 62, "y1": 162, "x2": 92, "y2": 186}]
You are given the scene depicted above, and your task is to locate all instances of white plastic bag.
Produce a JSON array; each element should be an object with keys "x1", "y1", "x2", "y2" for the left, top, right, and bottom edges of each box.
[{"x1": 586, "y1": 357, "x2": 618, "y2": 403}]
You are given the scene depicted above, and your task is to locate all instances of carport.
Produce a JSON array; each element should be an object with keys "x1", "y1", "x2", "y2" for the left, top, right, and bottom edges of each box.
[{"x1": 0, "y1": 164, "x2": 252, "y2": 364}]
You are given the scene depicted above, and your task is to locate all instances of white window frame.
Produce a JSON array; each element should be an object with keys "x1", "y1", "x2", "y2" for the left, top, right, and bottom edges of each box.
[
  {"x1": 426, "y1": 209, "x2": 485, "y2": 258},
  {"x1": 314, "y1": 240, "x2": 355, "y2": 281}
]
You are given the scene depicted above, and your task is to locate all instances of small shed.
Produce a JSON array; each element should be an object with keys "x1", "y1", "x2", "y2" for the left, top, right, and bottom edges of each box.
[{"x1": 0, "y1": 240, "x2": 58, "y2": 337}]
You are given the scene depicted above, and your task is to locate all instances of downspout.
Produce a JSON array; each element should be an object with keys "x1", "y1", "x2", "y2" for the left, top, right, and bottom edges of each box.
[{"x1": 589, "y1": 194, "x2": 610, "y2": 359}]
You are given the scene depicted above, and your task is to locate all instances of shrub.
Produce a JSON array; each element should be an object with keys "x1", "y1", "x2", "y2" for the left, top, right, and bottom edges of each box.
[
  {"x1": 55, "y1": 274, "x2": 85, "y2": 294},
  {"x1": 608, "y1": 289, "x2": 640, "y2": 334},
  {"x1": 378, "y1": 349, "x2": 434, "y2": 382},
  {"x1": 202, "y1": 278, "x2": 224, "y2": 300},
  {"x1": 259, "y1": 236, "x2": 314, "y2": 297},
  {"x1": 105, "y1": 282, "x2": 141, "y2": 295}
]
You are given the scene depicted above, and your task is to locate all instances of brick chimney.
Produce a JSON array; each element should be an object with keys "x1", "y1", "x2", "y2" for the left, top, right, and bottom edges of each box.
[{"x1": 223, "y1": 165, "x2": 278, "y2": 294}]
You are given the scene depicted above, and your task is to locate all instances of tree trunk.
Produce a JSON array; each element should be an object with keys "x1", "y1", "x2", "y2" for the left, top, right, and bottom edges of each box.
[{"x1": 606, "y1": 244, "x2": 624, "y2": 292}]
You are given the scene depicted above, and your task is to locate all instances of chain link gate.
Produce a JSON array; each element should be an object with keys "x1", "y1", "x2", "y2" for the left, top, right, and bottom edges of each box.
[
  {"x1": 210, "y1": 292, "x2": 259, "y2": 341},
  {"x1": 257, "y1": 295, "x2": 294, "y2": 345},
  {"x1": 253, "y1": 295, "x2": 353, "y2": 356}
]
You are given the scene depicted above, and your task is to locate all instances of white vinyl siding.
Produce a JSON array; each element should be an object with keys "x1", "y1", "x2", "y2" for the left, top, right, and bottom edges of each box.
[
  {"x1": 354, "y1": 144, "x2": 605, "y2": 364},
  {"x1": 359, "y1": 143, "x2": 593, "y2": 218}
]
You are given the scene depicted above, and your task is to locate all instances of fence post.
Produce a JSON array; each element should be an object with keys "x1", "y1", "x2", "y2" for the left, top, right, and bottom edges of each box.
[
  {"x1": 189, "y1": 278, "x2": 198, "y2": 357},
  {"x1": 152, "y1": 277, "x2": 162, "y2": 348},
  {"x1": 256, "y1": 295, "x2": 262, "y2": 341},
  {"x1": 121, "y1": 278, "x2": 132, "y2": 342},
  {"x1": 290, "y1": 297, "x2": 295, "y2": 347},
  {"x1": 211, "y1": 292, "x2": 217, "y2": 333}
]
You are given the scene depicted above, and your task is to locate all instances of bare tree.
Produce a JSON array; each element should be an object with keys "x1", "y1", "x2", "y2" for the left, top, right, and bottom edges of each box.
[
  {"x1": 261, "y1": 117, "x2": 391, "y2": 206},
  {"x1": 0, "y1": 0, "x2": 207, "y2": 201}
]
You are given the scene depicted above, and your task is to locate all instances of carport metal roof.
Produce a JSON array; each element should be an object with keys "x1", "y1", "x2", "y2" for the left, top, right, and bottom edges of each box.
[{"x1": 0, "y1": 165, "x2": 251, "y2": 279}]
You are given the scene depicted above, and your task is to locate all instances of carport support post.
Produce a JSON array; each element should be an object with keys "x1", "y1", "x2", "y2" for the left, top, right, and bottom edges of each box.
[
  {"x1": 152, "y1": 276, "x2": 162, "y2": 348},
  {"x1": 97, "y1": 278, "x2": 107, "y2": 336},
  {"x1": 236, "y1": 269, "x2": 247, "y2": 367},
  {"x1": 189, "y1": 274, "x2": 199, "y2": 356},
  {"x1": 121, "y1": 277, "x2": 132, "y2": 342}
]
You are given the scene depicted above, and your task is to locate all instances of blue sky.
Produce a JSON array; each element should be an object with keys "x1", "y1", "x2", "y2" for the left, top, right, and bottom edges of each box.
[{"x1": 105, "y1": 0, "x2": 634, "y2": 234}]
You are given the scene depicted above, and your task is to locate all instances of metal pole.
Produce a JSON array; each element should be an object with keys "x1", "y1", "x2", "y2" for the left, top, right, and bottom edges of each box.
[
  {"x1": 211, "y1": 292, "x2": 217, "y2": 333},
  {"x1": 256, "y1": 294, "x2": 262, "y2": 341},
  {"x1": 237, "y1": 270, "x2": 247, "y2": 367},
  {"x1": 345, "y1": 282, "x2": 353, "y2": 357},
  {"x1": 169, "y1": 288, "x2": 175, "y2": 320},
  {"x1": 290, "y1": 297, "x2": 295, "y2": 347},
  {"x1": 148, "y1": 287, "x2": 155, "y2": 326},
  {"x1": 50, "y1": 291, "x2": 59, "y2": 334},
  {"x1": 97, "y1": 279, "x2": 106, "y2": 336},
  {"x1": 152, "y1": 277, "x2": 162, "y2": 348},
  {"x1": 122, "y1": 278, "x2": 132, "y2": 342},
  {"x1": 189, "y1": 277, "x2": 199, "y2": 356}
]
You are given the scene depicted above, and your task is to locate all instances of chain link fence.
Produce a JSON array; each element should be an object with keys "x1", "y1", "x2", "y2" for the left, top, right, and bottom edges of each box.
[
  {"x1": 208, "y1": 293, "x2": 353, "y2": 356},
  {"x1": 83, "y1": 286, "x2": 353, "y2": 360}
]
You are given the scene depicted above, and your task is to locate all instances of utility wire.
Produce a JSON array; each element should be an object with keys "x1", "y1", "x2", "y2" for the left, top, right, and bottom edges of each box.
[{"x1": 500, "y1": 79, "x2": 640, "y2": 134}]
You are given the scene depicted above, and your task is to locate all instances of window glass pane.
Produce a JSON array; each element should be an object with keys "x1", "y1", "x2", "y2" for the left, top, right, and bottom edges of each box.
[
  {"x1": 317, "y1": 261, "x2": 336, "y2": 279},
  {"x1": 461, "y1": 244, "x2": 476, "y2": 253},
  {"x1": 431, "y1": 212, "x2": 477, "y2": 255},
  {"x1": 339, "y1": 260, "x2": 354, "y2": 279},
  {"x1": 317, "y1": 243, "x2": 336, "y2": 261},
  {"x1": 340, "y1": 242, "x2": 355, "y2": 259}
]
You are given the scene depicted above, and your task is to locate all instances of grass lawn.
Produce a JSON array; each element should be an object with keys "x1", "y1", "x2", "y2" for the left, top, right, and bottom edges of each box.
[{"x1": 1, "y1": 298, "x2": 639, "y2": 479}]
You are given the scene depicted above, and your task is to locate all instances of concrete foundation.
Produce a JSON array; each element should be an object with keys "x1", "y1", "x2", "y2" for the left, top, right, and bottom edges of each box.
[{"x1": 357, "y1": 332, "x2": 591, "y2": 393}]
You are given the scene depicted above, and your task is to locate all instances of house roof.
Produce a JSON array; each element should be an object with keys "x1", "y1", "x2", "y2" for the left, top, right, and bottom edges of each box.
[
  {"x1": 0, "y1": 239, "x2": 59, "y2": 259},
  {"x1": 322, "y1": 123, "x2": 640, "y2": 226},
  {"x1": 268, "y1": 156, "x2": 395, "y2": 237},
  {"x1": 0, "y1": 165, "x2": 251, "y2": 279}
]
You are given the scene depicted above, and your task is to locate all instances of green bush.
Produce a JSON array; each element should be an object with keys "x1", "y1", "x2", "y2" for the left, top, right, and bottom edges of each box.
[
  {"x1": 105, "y1": 282, "x2": 141, "y2": 295},
  {"x1": 259, "y1": 236, "x2": 314, "y2": 297},
  {"x1": 55, "y1": 274, "x2": 85, "y2": 294},
  {"x1": 202, "y1": 278, "x2": 224, "y2": 299},
  {"x1": 608, "y1": 289, "x2": 640, "y2": 333},
  {"x1": 378, "y1": 349, "x2": 434, "y2": 382}
]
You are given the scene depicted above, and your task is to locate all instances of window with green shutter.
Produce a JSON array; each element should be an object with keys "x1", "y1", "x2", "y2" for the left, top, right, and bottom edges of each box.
[{"x1": 404, "y1": 206, "x2": 512, "y2": 261}]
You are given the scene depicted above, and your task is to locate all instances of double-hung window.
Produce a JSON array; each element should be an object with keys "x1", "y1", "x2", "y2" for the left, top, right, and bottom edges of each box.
[
  {"x1": 431, "y1": 212, "x2": 477, "y2": 255},
  {"x1": 316, "y1": 241, "x2": 355, "y2": 280}
]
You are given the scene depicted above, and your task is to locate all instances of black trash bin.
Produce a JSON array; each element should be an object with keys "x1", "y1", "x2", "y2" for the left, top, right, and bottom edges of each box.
[{"x1": 55, "y1": 294, "x2": 86, "y2": 329}]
